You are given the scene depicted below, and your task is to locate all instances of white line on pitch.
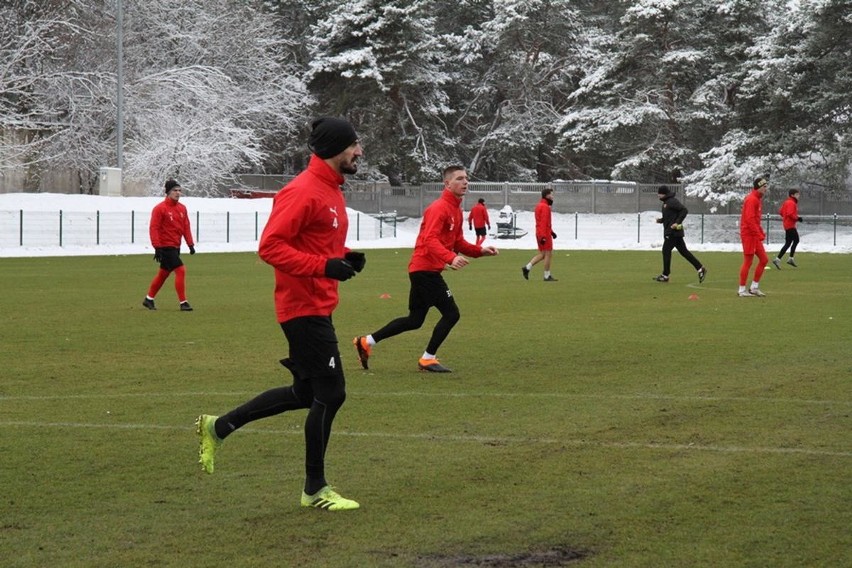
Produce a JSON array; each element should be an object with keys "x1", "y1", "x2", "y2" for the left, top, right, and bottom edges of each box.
[
  {"x1": 2, "y1": 421, "x2": 850, "y2": 458},
  {"x1": 1, "y1": 391, "x2": 848, "y2": 406}
]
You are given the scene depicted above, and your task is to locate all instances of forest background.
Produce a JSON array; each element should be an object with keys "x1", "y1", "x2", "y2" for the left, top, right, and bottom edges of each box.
[{"x1": 1, "y1": 0, "x2": 850, "y2": 204}]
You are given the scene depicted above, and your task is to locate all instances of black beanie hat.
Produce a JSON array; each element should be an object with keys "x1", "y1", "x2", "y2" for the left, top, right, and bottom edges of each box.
[
  {"x1": 657, "y1": 185, "x2": 670, "y2": 196},
  {"x1": 754, "y1": 176, "x2": 768, "y2": 189},
  {"x1": 309, "y1": 117, "x2": 358, "y2": 159},
  {"x1": 164, "y1": 179, "x2": 181, "y2": 194}
]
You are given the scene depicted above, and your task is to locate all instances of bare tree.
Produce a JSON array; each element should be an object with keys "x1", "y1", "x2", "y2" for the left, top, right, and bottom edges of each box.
[
  {"x1": 3, "y1": 0, "x2": 312, "y2": 194},
  {"x1": 0, "y1": 2, "x2": 84, "y2": 186}
]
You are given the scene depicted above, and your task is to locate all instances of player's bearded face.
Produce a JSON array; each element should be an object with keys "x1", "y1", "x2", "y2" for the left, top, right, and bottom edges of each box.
[{"x1": 339, "y1": 142, "x2": 362, "y2": 175}]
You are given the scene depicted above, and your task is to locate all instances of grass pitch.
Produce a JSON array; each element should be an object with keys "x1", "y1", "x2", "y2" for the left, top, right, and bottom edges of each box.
[{"x1": 0, "y1": 249, "x2": 849, "y2": 567}]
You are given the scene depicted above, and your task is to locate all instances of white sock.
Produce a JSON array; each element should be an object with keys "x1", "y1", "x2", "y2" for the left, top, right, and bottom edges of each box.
[
  {"x1": 525, "y1": 263, "x2": 532, "y2": 271},
  {"x1": 738, "y1": 286, "x2": 747, "y2": 293},
  {"x1": 750, "y1": 282, "x2": 759, "y2": 290},
  {"x1": 421, "y1": 352, "x2": 435, "y2": 360},
  {"x1": 366, "y1": 335, "x2": 376, "y2": 346},
  {"x1": 544, "y1": 271, "x2": 551, "y2": 278}
]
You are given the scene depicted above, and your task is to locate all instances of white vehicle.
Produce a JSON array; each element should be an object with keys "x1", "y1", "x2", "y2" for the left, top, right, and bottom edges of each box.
[{"x1": 495, "y1": 205, "x2": 527, "y2": 239}]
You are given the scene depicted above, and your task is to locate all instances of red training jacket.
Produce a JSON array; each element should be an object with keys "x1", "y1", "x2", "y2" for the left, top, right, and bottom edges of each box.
[
  {"x1": 534, "y1": 198, "x2": 553, "y2": 241},
  {"x1": 409, "y1": 189, "x2": 483, "y2": 273},
  {"x1": 258, "y1": 155, "x2": 350, "y2": 323},
  {"x1": 779, "y1": 196, "x2": 799, "y2": 230},
  {"x1": 149, "y1": 198, "x2": 194, "y2": 248},
  {"x1": 467, "y1": 202, "x2": 490, "y2": 229},
  {"x1": 740, "y1": 189, "x2": 765, "y2": 240}
]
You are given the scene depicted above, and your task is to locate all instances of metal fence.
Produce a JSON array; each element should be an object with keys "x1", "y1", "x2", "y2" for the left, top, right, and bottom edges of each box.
[
  {"x1": 550, "y1": 212, "x2": 852, "y2": 246},
  {"x1": 334, "y1": 180, "x2": 852, "y2": 219},
  {"x1": 2, "y1": 207, "x2": 850, "y2": 249},
  {"x1": 0, "y1": 209, "x2": 400, "y2": 248}
]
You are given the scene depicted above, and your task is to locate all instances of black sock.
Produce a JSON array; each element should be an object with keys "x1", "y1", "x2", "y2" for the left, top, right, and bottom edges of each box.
[
  {"x1": 213, "y1": 417, "x2": 234, "y2": 440},
  {"x1": 305, "y1": 476, "x2": 327, "y2": 496}
]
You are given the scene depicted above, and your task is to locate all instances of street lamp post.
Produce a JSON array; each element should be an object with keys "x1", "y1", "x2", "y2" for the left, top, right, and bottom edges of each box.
[{"x1": 116, "y1": 0, "x2": 124, "y2": 171}]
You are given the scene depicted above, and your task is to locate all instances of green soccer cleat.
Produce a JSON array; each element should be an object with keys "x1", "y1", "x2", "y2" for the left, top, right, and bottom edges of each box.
[
  {"x1": 301, "y1": 486, "x2": 360, "y2": 511},
  {"x1": 195, "y1": 414, "x2": 222, "y2": 474}
]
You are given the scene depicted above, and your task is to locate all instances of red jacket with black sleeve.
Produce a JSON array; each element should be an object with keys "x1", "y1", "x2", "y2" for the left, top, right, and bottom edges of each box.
[
  {"x1": 149, "y1": 198, "x2": 194, "y2": 248},
  {"x1": 779, "y1": 196, "x2": 800, "y2": 230},
  {"x1": 408, "y1": 189, "x2": 483, "y2": 273},
  {"x1": 258, "y1": 155, "x2": 350, "y2": 323},
  {"x1": 740, "y1": 189, "x2": 765, "y2": 241}
]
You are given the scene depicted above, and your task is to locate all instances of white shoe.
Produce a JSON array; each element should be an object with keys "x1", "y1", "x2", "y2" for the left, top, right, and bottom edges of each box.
[
  {"x1": 738, "y1": 290, "x2": 754, "y2": 297},
  {"x1": 772, "y1": 258, "x2": 781, "y2": 270},
  {"x1": 749, "y1": 288, "x2": 766, "y2": 297}
]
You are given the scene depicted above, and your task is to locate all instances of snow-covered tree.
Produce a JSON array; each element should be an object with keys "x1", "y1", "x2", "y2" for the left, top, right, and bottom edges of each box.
[
  {"x1": 306, "y1": 0, "x2": 451, "y2": 183},
  {"x1": 560, "y1": 0, "x2": 750, "y2": 182},
  {"x1": 0, "y1": 1, "x2": 94, "y2": 188},
  {"x1": 4, "y1": 0, "x2": 850, "y2": 195},
  {"x1": 686, "y1": 0, "x2": 852, "y2": 201},
  {"x1": 441, "y1": 0, "x2": 584, "y2": 181},
  {"x1": 115, "y1": 0, "x2": 313, "y2": 193},
  {"x1": 5, "y1": 0, "x2": 311, "y2": 194}
]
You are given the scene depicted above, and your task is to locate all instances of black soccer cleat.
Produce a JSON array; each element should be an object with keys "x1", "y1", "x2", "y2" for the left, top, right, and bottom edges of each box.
[
  {"x1": 653, "y1": 274, "x2": 669, "y2": 282},
  {"x1": 353, "y1": 336, "x2": 371, "y2": 370},
  {"x1": 142, "y1": 297, "x2": 156, "y2": 310},
  {"x1": 698, "y1": 267, "x2": 707, "y2": 283},
  {"x1": 521, "y1": 266, "x2": 530, "y2": 280},
  {"x1": 180, "y1": 301, "x2": 193, "y2": 311},
  {"x1": 418, "y1": 358, "x2": 452, "y2": 373}
]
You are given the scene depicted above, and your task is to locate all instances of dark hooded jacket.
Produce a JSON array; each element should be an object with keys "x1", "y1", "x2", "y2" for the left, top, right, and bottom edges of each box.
[{"x1": 658, "y1": 189, "x2": 688, "y2": 239}]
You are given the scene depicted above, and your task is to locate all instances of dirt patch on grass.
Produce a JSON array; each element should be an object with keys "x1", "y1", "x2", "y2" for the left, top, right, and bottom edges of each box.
[{"x1": 416, "y1": 546, "x2": 586, "y2": 566}]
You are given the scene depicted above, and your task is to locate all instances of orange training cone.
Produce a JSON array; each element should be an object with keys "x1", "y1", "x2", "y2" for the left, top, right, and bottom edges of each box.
[{"x1": 688, "y1": 293, "x2": 699, "y2": 301}]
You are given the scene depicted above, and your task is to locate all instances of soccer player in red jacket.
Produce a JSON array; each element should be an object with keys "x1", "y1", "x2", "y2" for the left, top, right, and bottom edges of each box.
[
  {"x1": 738, "y1": 176, "x2": 769, "y2": 297},
  {"x1": 522, "y1": 188, "x2": 558, "y2": 281},
  {"x1": 353, "y1": 165, "x2": 499, "y2": 373},
  {"x1": 467, "y1": 197, "x2": 491, "y2": 246},
  {"x1": 195, "y1": 117, "x2": 366, "y2": 511},
  {"x1": 773, "y1": 189, "x2": 802, "y2": 269},
  {"x1": 142, "y1": 179, "x2": 195, "y2": 311}
]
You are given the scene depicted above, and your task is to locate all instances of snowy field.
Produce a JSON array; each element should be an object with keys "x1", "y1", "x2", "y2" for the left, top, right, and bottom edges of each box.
[{"x1": 1, "y1": 192, "x2": 850, "y2": 258}]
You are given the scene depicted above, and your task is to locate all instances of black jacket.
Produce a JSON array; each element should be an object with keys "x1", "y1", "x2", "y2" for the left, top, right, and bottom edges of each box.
[{"x1": 658, "y1": 192, "x2": 688, "y2": 238}]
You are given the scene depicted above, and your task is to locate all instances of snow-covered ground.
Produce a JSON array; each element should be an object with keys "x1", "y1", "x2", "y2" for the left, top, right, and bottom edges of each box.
[{"x1": 0, "y1": 192, "x2": 849, "y2": 257}]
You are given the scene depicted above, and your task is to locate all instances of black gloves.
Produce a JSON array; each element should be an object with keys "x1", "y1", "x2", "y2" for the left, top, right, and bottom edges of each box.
[
  {"x1": 325, "y1": 258, "x2": 356, "y2": 281},
  {"x1": 551, "y1": 231, "x2": 557, "y2": 239},
  {"x1": 325, "y1": 253, "x2": 366, "y2": 281},
  {"x1": 153, "y1": 247, "x2": 163, "y2": 262},
  {"x1": 344, "y1": 251, "x2": 366, "y2": 272},
  {"x1": 189, "y1": 245, "x2": 196, "y2": 255},
  {"x1": 798, "y1": 216, "x2": 803, "y2": 222}
]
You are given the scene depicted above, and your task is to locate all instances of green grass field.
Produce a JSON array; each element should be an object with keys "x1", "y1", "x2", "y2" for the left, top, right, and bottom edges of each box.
[{"x1": 1, "y1": 249, "x2": 849, "y2": 567}]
